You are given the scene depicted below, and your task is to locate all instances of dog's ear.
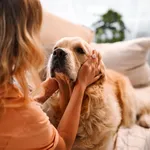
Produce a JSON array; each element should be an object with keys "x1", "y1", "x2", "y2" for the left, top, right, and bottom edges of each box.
[{"x1": 98, "y1": 53, "x2": 106, "y2": 82}]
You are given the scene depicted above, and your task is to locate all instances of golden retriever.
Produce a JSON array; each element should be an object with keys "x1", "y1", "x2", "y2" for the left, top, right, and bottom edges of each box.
[{"x1": 43, "y1": 37, "x2": 150, "y2": 150}]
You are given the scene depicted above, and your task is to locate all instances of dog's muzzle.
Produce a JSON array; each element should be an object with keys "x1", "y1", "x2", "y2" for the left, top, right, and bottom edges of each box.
[{"x1": 50, "y1": 48, "x2": 67, "y2": 77}]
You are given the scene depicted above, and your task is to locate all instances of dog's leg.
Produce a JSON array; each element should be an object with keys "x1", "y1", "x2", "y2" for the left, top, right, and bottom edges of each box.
[
  {"x1": 117, "y1": 76, "x2": 137, "y2": 127},
  {"x1": 119, "y1": 78, "x2": 150, "y2": 128}
]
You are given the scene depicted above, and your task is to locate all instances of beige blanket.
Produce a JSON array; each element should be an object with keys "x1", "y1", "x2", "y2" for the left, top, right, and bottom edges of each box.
[{"x1": 116, "y1": 125, "x2": 150, "y2": 150}]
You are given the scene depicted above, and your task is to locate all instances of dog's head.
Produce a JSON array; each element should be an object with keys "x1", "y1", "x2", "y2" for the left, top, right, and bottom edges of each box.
[{"x1": 47, "y1": 37, "x2": 105, "y2": 82}]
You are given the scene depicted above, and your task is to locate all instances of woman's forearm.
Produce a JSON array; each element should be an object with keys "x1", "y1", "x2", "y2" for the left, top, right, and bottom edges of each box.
[
  {"x1": 57, "y1": 83, "x2": 85, "y2": 149},
  {"x1": 59, "y1": 96, "x2": 69, "y2": 114}
]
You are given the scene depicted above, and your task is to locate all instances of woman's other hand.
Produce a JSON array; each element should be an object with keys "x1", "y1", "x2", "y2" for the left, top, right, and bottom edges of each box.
[
  {"x1": 76, "y1": 50, "x2": 101, "y2": 89},
  {"x1": 34, "y1": 78, "x2": 58, "y2": 103}
]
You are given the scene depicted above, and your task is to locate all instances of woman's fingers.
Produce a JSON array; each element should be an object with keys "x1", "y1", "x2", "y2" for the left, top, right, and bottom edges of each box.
[
  {"x1": 91, "y1": 74, "x2": 101, "y2": 84},
  {"x1": 92, "y1": 50, "x2": 102, "y2": 77},
  {"x1": 54, "y1": 73, "x2": 72, "y2": 95},
  {"x1": 88, "y1": 51, "x2": 100, "y2": 77},
  {"x1": 55, "y1": 73, "x2": 69, "y2": 84},
  {"x1": 91, "y1": 50, "x2": 99, "y2": 66},
  {"x1": 95, "y1": 69, "x2": 100, "y2": 77}
]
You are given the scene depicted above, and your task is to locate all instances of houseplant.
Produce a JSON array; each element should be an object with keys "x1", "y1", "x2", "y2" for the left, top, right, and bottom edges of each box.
[{"x1": 93, "y1": 9, "x2": 127, "y2": 43}]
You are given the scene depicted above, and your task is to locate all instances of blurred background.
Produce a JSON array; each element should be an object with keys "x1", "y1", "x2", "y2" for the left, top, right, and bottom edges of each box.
[{"x1": 41, "y1": 0, "x2": 150, "y2": 43}]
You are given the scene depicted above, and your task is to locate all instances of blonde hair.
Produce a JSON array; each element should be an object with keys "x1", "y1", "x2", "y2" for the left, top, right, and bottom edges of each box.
[{"x1": 0, "y1": 0, "x2": 44, "y2": 109}]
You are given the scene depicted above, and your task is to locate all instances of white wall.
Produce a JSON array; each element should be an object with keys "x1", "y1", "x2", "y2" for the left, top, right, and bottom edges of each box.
[{"x1": 40, "y1": 0, "x2": 150, "y2": 40}]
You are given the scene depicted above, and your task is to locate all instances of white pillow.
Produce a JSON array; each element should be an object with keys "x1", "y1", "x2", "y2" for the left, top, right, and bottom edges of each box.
[{"x1": 91, "y1": 38, "x2": 150, "y2": 87}]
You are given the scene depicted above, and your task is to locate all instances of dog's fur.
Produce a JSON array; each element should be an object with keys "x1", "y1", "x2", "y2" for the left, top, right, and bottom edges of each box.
[{"x1": 43, "y1": 37, "x2": 150, "y2": 150}]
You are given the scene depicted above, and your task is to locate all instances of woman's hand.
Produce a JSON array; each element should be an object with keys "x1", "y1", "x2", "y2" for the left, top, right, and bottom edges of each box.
[
  {"x1": 76, "y1": 50, "x2": 101, "y2": 89},
  {"x1": 34, "y1": 78, "x2": 58, "y2": 103},
  {"x1": 55, "y1": 73, "x2": 73, "y2": 113}
]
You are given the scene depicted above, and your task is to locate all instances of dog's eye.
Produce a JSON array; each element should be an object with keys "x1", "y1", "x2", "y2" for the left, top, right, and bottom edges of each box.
[
  {"x1": 75, "y1": 47, "x2": 85, "y2": 54},
  {"x1": 54, "y1": 47, "x2": 58, "y2": 50}
]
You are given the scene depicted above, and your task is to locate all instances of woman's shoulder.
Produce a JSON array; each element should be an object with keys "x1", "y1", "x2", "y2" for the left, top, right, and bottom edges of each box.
[
  {"x1": 0, "y1": 101, "x2": 50, "y2": 134},
  {"x1": 16, "y1": 101, "x2": 57, "y2": 137},
  {"x1": 18, "y1": 101, "x2": 49, "y2": 123},
  {"x1": 0, "y1": 83, "x2": 59, "y2": 149},
  {"x1": 0, "y1": 101, "x2": 59, "y2": 149},
  {"x1": 0, "y1": 82, "x2": 51, "y2": 132}
]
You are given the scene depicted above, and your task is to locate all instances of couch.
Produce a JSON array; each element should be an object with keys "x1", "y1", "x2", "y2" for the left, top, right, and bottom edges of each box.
[{"x1": 40, "y1": 10, "x2": 150, "y2": 150}]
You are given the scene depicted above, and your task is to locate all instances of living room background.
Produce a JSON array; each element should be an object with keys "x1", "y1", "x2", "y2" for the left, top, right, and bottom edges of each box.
[{"x1": 41, "y1": 0, "x2": 150, "y2": 40}]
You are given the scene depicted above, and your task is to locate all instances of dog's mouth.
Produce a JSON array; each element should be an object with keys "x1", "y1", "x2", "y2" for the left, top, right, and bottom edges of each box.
[
  {"x1": 50, "y1": 48, "x2": 73, "y2": 80},
  {"x1": 51, "y1": 62, "x2": 67, "y2": 77}
]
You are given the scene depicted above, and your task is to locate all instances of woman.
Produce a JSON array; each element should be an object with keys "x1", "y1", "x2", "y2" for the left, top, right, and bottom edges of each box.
[{"x1": 0, "y1": 0, "x2": 100, "y2": 149}]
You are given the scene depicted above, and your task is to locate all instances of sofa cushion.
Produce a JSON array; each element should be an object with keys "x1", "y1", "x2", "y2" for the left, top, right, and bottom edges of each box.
[
  {"x1": 91, "y1": 38, "x2": 150, "y2": 87},
  {"x1": 40, "y1": 11, "x2": 94, "y2": 53}
]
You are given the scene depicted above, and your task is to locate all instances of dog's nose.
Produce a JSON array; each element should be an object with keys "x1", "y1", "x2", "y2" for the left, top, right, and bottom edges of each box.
[{"x1": 53, "y1": 48, "x2": 66, "y2": 57}]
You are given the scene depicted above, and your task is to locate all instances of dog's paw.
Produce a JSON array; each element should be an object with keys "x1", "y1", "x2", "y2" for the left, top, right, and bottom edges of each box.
[{"x1": 137, "y1": 114, "x2": 150, "y2": 128}]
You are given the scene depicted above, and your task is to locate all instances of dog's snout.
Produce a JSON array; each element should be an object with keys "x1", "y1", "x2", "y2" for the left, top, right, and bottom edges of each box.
[{"x1": 53, "y1": 48, "x2": 66, "y2": 57}]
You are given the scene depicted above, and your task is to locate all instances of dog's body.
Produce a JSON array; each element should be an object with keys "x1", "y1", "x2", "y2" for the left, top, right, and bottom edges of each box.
[{"x1": 43, "y1": 37, "x2": 150, "y2": 150}]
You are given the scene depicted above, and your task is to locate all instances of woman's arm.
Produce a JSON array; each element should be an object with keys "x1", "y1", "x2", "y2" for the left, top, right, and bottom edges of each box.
[
  {"x1": 55, "y1": 51, "x2": 101, "y2": 150},
  {"x1": 35, "y1": 78, "x2": 58, "y2": 103},
  {"x1": 55, "y1": 83, "x2": 85, "y2": 150}
]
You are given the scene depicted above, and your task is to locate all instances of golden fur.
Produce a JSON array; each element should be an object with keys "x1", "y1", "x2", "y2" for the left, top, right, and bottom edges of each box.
[{"x1": 43, "y1": 37, "x2": 150, "y2": 150}]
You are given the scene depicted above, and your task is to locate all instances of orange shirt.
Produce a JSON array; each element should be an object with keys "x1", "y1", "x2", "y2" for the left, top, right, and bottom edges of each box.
[{"x1": 0, "y1": 84, "x2": 59, "y2": 150}]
